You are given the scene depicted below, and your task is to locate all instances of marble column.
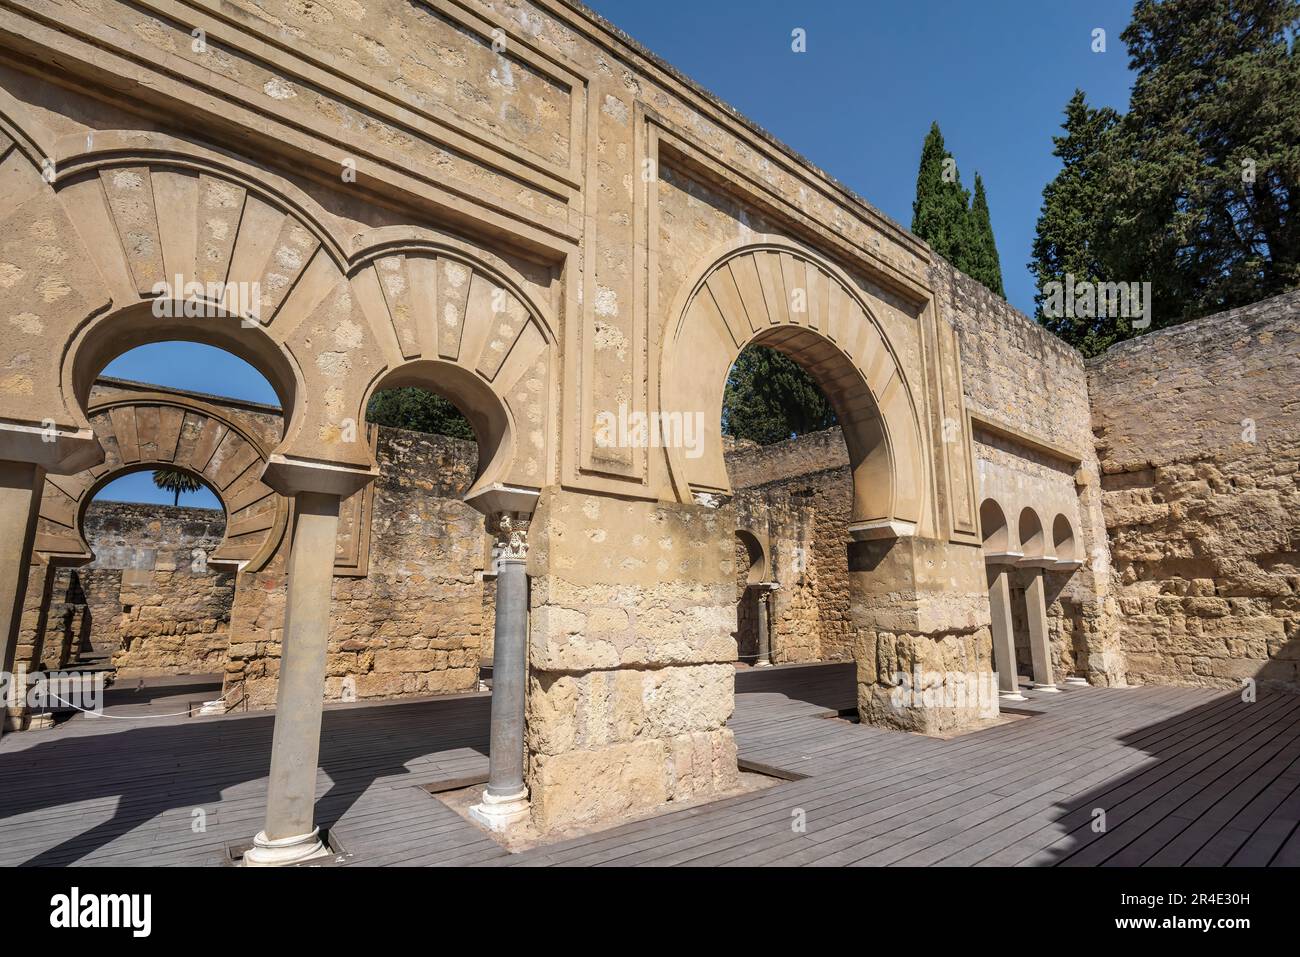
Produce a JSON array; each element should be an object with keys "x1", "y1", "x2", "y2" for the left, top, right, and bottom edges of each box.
[
  {"x1": 244, "y1": 491, "x2": 341, "y2": 866},
  {"x1": 754, "y1": 586, "x2": 772, "y2": 667},
  {"x1": 986, "y1": 563, "x2": 1025, "y2": 700},
  {"x1": 0, "y1": 461, "x2": 44, "y2": 735},
  {"x1": 1024, "y1": 568, "x2": 1059, "y2": 692},
  {"x1": 471, "y1": 514, "x2": 530, "y2": 831}
]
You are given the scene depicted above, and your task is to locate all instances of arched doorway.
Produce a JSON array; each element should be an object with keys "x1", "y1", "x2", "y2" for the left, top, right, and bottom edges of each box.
[
  {"x1": 733, "y1": 528, "x2": 773, "y2": 667},
  {"x1": 660, "y1": 238, "x2": 943, "y2": 730},
  {"x1": 19, "y1": 384, "x2": 290, "y2": 704}
]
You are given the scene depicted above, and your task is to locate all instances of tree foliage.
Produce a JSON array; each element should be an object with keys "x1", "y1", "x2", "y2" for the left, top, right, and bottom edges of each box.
[
  {"x1": 1030, "y1": 91, "x2": 1124, "y2": 353},
  {"x1": 967, "y1": 174, "x2": 1007, "y2": 297},
  {"x1": 1032, "y1": 0, "x2": 1300, "y2": 354},
  {"x1": 722, "y1": 346, "x2": 836, "y2": 446},
  {"x1": 912, "y1": 121, "x2": 1006, "y2": 296},
  {"x1": 152, "y1": 467, "x2": 204, "y2": 506},
  {"x1": 365, "y1": 388, "x2": 474, "y2": 440}
]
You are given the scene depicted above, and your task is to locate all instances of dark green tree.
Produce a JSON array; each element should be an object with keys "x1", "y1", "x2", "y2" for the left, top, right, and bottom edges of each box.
[
  {"x1": 152, "y1": 467, "x2": 203, "y2": 506},
  {"x1": 1113, "y1": 0, "x2": 1300, "y2": 325},
  {"x1": 1030, "y1": 91, "x2": 1123, "y2": 354},
  {"x1": 912, "y1": 122, "x2": 1006, "y2": 296},
  {"x1": 366, "y1": 388, "x2": 474, "y2": 440},
  {"x1": 722, "y1": 346, "x2": 836, "y2": 446},
  {"x1": 966, "y1": 174, "x2": 1006, "y2": 297},
  {"x1": 1033, "y1": 1, "x2": 1299, "y2": 353},
  {"x1": 911, "y1": 122, "x2": 972, "y2": 266}
]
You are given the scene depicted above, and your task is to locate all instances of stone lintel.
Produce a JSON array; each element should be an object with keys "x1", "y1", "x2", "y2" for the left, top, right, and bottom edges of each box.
[
  {"x1": 0, "y1": 422, "x2": 102, "y2": 475},
  {"x1": 463, "y1": 483, "x2": 540, "y2": 519},
  {"x1": 847, "y1": 519, "x2": 918, "y2": 542},
  {"x1": 982, "y1": 551, "x2": 1024, "y2": 566},
  {"x1": 261, "y1": 454, "x2": 378, "y2": 498}
]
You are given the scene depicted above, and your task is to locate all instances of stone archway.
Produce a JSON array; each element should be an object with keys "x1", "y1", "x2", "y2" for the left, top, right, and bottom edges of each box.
[
  {"x1": 660, "y1": 238, "x2": 927, "y2": 536},
  {"x1": 733, "y1": 528, "x2": 770, "y2": 666},
  {"x1": 14, "y1": 391, "x2": 289, "y2": 686},
  {"x1": 34, "y1": 392, "x2": 288, "y2": 572},
  {"x1": 658, "y1": 238, "x2": 971, "y2": 733}
]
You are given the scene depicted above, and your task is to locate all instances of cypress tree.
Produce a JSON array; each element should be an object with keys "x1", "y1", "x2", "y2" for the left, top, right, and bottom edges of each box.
[
  {"x1": 911, "y1": 122, "x2": 971, "y2": 266},
  {"x1": 1030, "y1": 90, "x2": 1122, "y2": 354},
  {"x1": 966, "y1": 174, "x2": 1006, "y2": 297}
]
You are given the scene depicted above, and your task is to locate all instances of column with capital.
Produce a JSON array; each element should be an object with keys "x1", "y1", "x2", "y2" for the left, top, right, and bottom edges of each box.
[{"x1": 470, "y1": 514, "x2": 531, "y2": 831}]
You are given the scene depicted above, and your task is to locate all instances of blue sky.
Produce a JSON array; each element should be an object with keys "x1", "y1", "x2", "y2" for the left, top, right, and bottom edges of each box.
[
  {"x1": 97, "y1": 1, "x2": 1140, "y2": 509},
  {"x1": 586, "y1": 0, "x2": 1136, "y2": 311}
]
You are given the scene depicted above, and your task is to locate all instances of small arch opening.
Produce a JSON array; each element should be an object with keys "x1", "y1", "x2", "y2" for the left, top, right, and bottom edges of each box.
[
  {"x1": 1053, "y1": 514, "x2": 1076, "y2": 563},
  {"x1": 980, "y1": 499, "x2": 1009, "y2": 555},
  {"x1": 70, "y1": 302, "x2": 296, "y2": 433},
  {"x1": 1018, "y1": 507, "x2": 1045, "y2": 559},
  {"x1": 57, "y1": 462, "x2": 233, "y2": 683}
]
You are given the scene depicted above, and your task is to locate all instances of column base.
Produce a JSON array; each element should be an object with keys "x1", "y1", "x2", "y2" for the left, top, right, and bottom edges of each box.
[
  {"x1": 1064, "y1": 677, "x2": 1090, "y2": 687},
  {"x1": 241, "y1": 827, "x2": 329, "y2": 867},
  {"x1": 754, "y1": 659, "x2": 771, "y2": 668},
  {"x1": 1032, "y1": 682, "x2": 1062, "y2": 693},
  {"x1": 998, "y1": 691, "x2": 1028, "y2": 702},
  {"x1": 469, "y1": 786, "x2": 530, "y2": 833}
]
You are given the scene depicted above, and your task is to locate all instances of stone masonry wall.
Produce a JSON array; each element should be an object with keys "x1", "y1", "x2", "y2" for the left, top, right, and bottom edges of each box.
[
  {"x1": 730, "y1": 437, "x2": 853, "y2": 665},
  {"x1": 233, "y1": 425, "x2": 487, "y2": 708},
  {"x1": 934, "y1": 258, "x2": 1124, "y2": 685},
  {"x1": 1088, "y1": 291, "x2": 1300, "y2": 692},
  {"x1": 525, "y1": 489, "x2": 740, "y2": 832},
  {"x1": 57, "y1": 503, "x2": 234, "y2": 678}
]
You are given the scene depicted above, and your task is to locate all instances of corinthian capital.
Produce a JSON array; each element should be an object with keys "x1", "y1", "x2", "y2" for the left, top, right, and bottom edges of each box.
[{"x1": 494, "y1": 514, "x2": 529, "y2": 562}]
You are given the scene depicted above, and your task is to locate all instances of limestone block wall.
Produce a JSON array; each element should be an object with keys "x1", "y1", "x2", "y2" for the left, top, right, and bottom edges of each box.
[
  {"x1": 234, "y1": 426, "x2": 488, "y2": 707},
  {"x1": 933, "y1": 258, "x2": 1124, "y2": 685},
  {"x1": 54, "y1": 503, "x2": 235, "y2": 678},
  {"x1": 525, "y1": 489, "x2": 740, "y2": 832},
  {"x1": 1087, "y1": 291, "x2": 1300, "y2": 692},
  {"x1": 730, "y1": 435, "x2": 854, "y2": 665}
]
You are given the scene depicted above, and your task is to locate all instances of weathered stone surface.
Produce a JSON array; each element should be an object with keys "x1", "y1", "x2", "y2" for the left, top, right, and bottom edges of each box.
[
  {"x1": 1088, "y1": 291, "x2": 1300, "y2": 692},
  {"x1": 1, "y1": 0, "x2": 1294, "y2": 840}
]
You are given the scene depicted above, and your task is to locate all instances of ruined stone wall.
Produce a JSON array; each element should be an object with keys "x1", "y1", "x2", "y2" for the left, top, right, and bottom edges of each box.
[
  {"x1": 933, "y1": 258, "x2": 1123, "y2": 685},
  {"x1": 51, "y1": 503, "x2": 235, "y2": 678},
  {"x1": 730, "y1": 438, "x2": 853, "y2": 665},
  {"x1": 1088, "y1": 291, "x2": 1300, "y2": 692},
  {"x1": 234, "y1": 425, "x2": 487, "y2": 708},
  {"x1": 325, "y1": 427, "x2": 486, "y2": 702},
  {"x1": 21, "y1": 381, "x2": 492, "y2": 704}
]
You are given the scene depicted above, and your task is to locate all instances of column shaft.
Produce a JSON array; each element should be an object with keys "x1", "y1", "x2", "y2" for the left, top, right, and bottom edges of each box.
[
  {"x1": 485, "y1": 555, "x2": 527, "y2": 798},
  {"x1": 246, "y1": 491, "x2": 340, "y2": 865},
  {"x1": 755, "y1": 588, "x2": 771, "y2": 667},
  {"x1": 0, "y1": 461, "x2": 43, "y2": 735},
  {"x1": 986, "y1": 565, "x2": 1023, "y2": 698},
  {"x1": 1025, "y1": 568, "x2": 1058, "y2": 691}
]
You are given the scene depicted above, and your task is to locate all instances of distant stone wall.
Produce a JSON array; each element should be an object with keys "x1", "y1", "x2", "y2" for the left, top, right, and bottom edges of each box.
[
  {"x1": 20, "y1": 380, "x2": 492, "y2": 708},
  {"x1": 55, "y1": 503, "x2": 233, "y2": 678},
  {"x1": 730, "y1": 443, "x2": 851, "y2": 665},
  {"x1": 233, "y1": 425, "x2": 487, "y2": 708},
  {"x1": 324, "y1": 427, "x2": 486, "y2": 703},
  {"x1": 1088, "y1": 291, "x2": 1300, "y2": 692}
]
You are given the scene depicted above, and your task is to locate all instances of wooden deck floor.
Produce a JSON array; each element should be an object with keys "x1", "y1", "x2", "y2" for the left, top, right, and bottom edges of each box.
[{"x1": 2, "y1": 663, "x2": 1298, "y2": 867}]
